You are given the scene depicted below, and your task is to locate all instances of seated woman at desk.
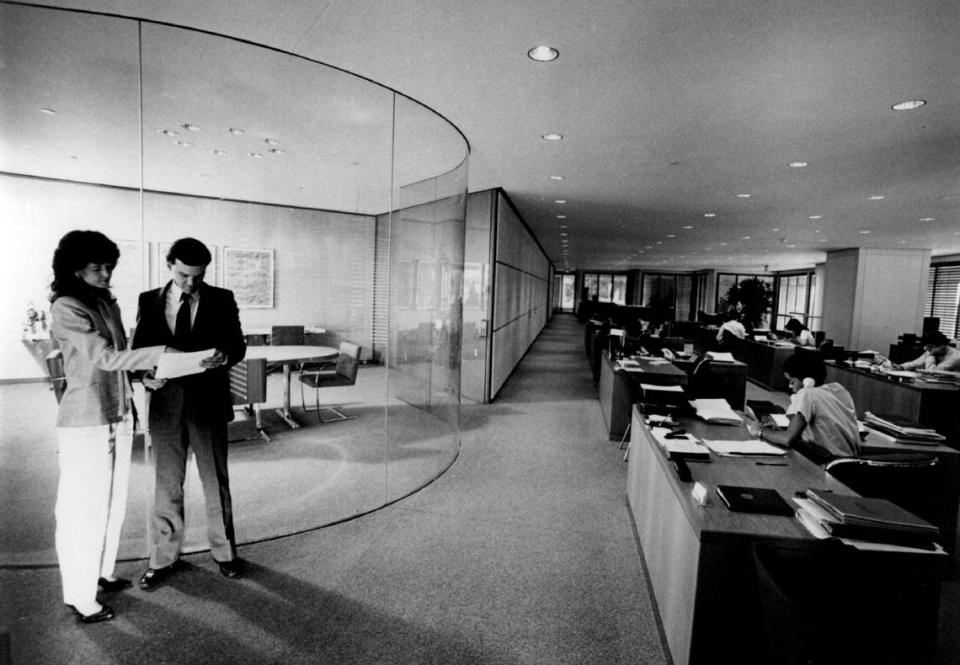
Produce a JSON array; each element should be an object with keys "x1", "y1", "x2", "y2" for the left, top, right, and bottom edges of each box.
[
  {"x1": 758, "y1": 353, "x2": 860, "y2": 464},
  {"x1": 783, "y1": 318, "x2": 816, "y2": 347},
  {"x1": 891, "y1": 331, "x2": 960, "y2": 372}
]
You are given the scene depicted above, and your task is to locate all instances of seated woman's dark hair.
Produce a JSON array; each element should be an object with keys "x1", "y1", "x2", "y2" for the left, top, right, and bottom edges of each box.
[
  {"x1": 782, "y1": 350, "x2": 826, "y2": 386},
  {"x1": 49, "y1": 230, "x2": 119, "y2": 303},
  {"x1": 784, "y1": 318, "x2": 807, "y2": 335},
  {"x1": 166, "y1": 237, "x2": 212, "y2": 267}
]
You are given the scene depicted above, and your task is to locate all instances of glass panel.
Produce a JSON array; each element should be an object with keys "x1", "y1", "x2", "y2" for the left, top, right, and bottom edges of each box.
[
  {"x1": 612, "y1": 275, "x2": 627, "y2": 305},
  {"x1": 561, "y1": 274, "x2": 576, "y2": 310},
  {"x1": 598, "y1": 274, "x2": 613, "y2": 302},
  {"x1": 584, "y1": 273, "x2": 598, "y2": 299},
  {"x1": 0, "y1": 5, "x2": 143, "y2": 566}
]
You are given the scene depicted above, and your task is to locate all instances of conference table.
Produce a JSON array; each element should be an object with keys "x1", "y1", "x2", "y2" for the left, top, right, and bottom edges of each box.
[
  {"x1": 244, "y1": 345, "x2": 338, "y2": 429},
  {"x1": 626, "y1": 406, "x2": 945, "y2": 665}
]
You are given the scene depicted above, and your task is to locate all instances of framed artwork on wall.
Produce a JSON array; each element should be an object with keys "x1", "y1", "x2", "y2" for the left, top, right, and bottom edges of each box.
[{"x1": 223, "y1": 247, "x2": 274, "y2": 309}]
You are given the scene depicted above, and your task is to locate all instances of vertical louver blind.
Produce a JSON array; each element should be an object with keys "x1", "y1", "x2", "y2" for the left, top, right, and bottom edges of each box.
[{"x1": 926, "y1": 264, "x2": 960, "y2": 338}]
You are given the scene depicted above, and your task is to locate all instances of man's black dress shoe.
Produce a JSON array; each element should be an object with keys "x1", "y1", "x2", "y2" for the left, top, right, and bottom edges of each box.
[
  {"x1": 217, "y1": 558, "x2": 245, "y2": 579},
  {"x1": 139, "y1": 565, "x2": 174, "y2": 591},
  {"x1": 98, "y1": 577, "x2": 132, "y2": 592},
  {"x1": 67, "y1": 603, "x2": 115, "y2": 623}
]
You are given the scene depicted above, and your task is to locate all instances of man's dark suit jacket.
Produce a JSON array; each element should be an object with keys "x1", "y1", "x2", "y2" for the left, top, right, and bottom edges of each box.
[{"x1": 132, "y1": 282, "x2": 246, "y2": 425}]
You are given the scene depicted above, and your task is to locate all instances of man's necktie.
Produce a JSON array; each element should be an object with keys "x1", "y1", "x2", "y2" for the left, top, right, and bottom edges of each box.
[{"x1": 173, "y1": 293, "x2": 192, "y2": 346}]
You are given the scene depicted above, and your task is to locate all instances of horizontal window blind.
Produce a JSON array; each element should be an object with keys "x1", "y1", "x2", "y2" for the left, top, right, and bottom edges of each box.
[{"x1": 926, "y1": 264, "x2": 960, "y2": 338}]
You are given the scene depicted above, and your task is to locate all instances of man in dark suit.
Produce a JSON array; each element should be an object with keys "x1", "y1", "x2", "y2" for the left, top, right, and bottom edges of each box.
[{"x1": 132, "y1": 237, "x2": 246, "y2": 589}]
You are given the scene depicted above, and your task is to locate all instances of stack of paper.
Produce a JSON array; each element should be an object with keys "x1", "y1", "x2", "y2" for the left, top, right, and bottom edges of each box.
[
  {"x1": 689, "y1": 398, "x2": 743, "y2": 425},
  {"x1": 863, "y1": 411, "x2": 946, "y2": 445},
  {"x1": 703, "y1": 439, "x2": 787, "y2": 456},
  {"x1": 705, "y1": 351, "x2": 735, "y2": 363},
  {"x1": 799, "y1": 490, "x2": 940, "y2": 549},
  {"x1": 650, "y1": 427, "x2": 709, "y2": 460}
]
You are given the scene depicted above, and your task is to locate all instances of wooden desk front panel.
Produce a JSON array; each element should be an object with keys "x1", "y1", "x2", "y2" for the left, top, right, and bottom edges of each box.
[
  {"x1": 824, "y1": 362, "x2": 960, "y2": 444},
  {"x1": 735, "y1": 339, "x2": 793, "y2": 391}
]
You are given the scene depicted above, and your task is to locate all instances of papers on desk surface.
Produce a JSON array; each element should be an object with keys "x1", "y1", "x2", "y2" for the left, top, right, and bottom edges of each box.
[
  {"x1": 639, "y1": 383, "x2": 684, "y2": 393},
  {"x1": 880, "y1": 369, "x2": 918, "y2": 379},
  {"x1": 154, "y1": 348, "x2": 216, "y2": 379},
  {"x1": 689, "y1": 398, "x2": 743, "y2": 424},
  {"x1": 705, "y1": 351, "x2": 735, "y2": 363},
  {"x1": 703, "y1": 439, "x2": 787, "y2": 456},
  {"x1": 650, "y1": 427, "x2": 709, "y2": 458}
]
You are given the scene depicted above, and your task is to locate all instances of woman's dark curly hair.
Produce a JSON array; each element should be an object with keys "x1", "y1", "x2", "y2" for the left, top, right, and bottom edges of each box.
[{"x1": 49, "y1": 230, "x2": 120, "y2": 304}]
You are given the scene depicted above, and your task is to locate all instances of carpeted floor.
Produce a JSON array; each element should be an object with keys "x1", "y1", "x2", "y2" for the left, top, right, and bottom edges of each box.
[
  {"x1": 1, "y1": 314, "x2": 956, "y2": 664},
  {"x1": 0, "y1": 369, "x2": 458, "y2": 567}
]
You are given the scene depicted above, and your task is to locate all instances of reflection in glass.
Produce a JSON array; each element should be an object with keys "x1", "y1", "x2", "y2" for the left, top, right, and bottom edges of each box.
[{"x1": 0, "y1": 4, "x2": 467, "y2": 566}]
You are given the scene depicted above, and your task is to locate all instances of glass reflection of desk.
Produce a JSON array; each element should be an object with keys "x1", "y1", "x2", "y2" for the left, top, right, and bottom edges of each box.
[{"x1": 244, "y1": 345, "x2": 337, "y2": 429}]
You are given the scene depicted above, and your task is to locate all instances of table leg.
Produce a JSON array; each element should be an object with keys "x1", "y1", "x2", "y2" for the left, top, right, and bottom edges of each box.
[{"x1": 275, "y1": 363, "x2": 301, "y2": 429}]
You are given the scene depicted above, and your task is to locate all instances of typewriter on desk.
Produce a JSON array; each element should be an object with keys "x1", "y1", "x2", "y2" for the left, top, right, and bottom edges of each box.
[{"x1": 745, "y1": 399, "x2": 789, "y2": 429}]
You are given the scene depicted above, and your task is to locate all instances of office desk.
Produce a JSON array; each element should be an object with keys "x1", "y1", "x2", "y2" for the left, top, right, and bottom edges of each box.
[
  {"x1": 598, "y1": 352, "x2": 686, "y2": 440},
  {"x1": 626, "y1": 406, "x2": 943, "y2": 665},
  {"x1": 673, "y1": 357, "x2": 748, "y2": 410},
  {"x1": 824, "y1": 361, "x2": 960, "y2": 445},
  {"x1": 244, "y1": 345, "x2": 337, "y2": 428},
  {"x1": 732, "y1": 338, "x2": 795, "y2": 391}
]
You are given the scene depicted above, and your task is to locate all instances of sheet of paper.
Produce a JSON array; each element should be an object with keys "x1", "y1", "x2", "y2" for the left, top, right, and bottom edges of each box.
[
  {"x1": 154, "y1": 348, "x2": 216, "y2": 379},
  {"x1": 703, "y1": 439, "x2": 788, "y2": 456},
  {"x1": 769, "y1": 413, "x2": 791, "y2": 428},
  {"x1": 639, "y1": 383, "x2": 684, "y2": 392},
  {"x1": 706, "y1": 351, "x2": 735, "y2": 362},
  {"x1": 650, "y1": 427, "x2": 705, "y2": 456}
]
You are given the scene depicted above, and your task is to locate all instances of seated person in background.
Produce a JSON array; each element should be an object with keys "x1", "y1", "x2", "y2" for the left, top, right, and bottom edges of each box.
[
  {"x1": 892, "y1": 331, "x2": 960, "y2": 372},
  {"x1": 715, "y1": 312, "x2": 746, "y2": 344},
  {"x1": 759, "y1": 353, "x2": 860, "y2": 465},
  {"x1": 783, "y1": 318, "x2": 816, "y2": 347}
]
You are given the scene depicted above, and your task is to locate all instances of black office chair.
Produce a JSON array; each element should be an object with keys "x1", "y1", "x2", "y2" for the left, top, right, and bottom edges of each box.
[
  {"x1": 824, "y1": 454, "x2": 941, "y2": 535},
  {"x1": 270, "y1": 325, "x2": 304, "y2": 345},
  {"x1": 298, "y1": 341, "x2": 361, "y2": 423},
  {"x1": 44, "y1": 349, "x2": 67, "y2": 403},
  {"x1": 228, "y1": 357, "x2": 270, "y2": 442},
  {"x1": 753, "y1": 539, "x2": 939, "y2": 665}
]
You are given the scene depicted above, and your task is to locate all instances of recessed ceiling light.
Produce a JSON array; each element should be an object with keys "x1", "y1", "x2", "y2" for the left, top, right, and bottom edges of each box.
[
  {"x1": 176, "y1": 140, "x2": 192, "y2": 147},
  {"x1": 788, "y1": 161, "x2": 808, "y2": 168},
  {"x1": 528, "y1": 45, "x2": 559, "y2": 62},
  {"x1": 666, "y1": 234, "x2": 676, "y2": 238},
  {"x1": 228, "y1": 127, "x2": 245, "y2": 135},
  {"x1": 786, "y1": 244, "x2": 796, "y2": 248},
  {"x1": 808, "y1": 215, "x2": 822, "y2": 220},
  {"x1": 859, "y1": 230, "x2": 871, "y2": 234},
  {"x1": 742, "y1": 236, "x2": 751, "y2": 240},
  {"x1": 772, "y1": 228, "x2": 780, "y2": 232},
  {"x1": 683, "y1": 225, "x2": 694, "y2": 230},
  {"x1": 549, "y1": 175, "x2": 564, "y2": 181},
  {"x1": 704, "y1": 213, "x2": 716, "y2": 218},
  {"x1": 819, "y1": 238, "x2": 827, "y2": 243},
  {"x1": 542, "y1": 133, "x2": 563, "y2": 141},
  {"x1": 264, "y1": 138, "x2": 280, "y2": 145},
  {"x1": 736, "y1": 193, "x2": 751, "y2": 198},
  {"x1": 269, "y1": 148, "x2": 284, "y2": 154},
  {"x1": 160, "y1": 129, "x2": 179, "y2": 137},
  {"x1": 656, "y1": 241, "x2": 663, "y2": 245},
  {"x1": 720, "y1": 242, "x2": 728, "y2": 246},
  {"x1": 868, "y1": 195, "x2": 885, "y2": 200},
  {"x1": 213, "y1": 149, "x2": 227, "y2": 156},
  {"x1": 249, "y1": 152, "x2": 264, "y2": 159},
  {"x1": 891, "y1": 99, "x2": 926, "y2": 111},
  {"x1": 919, "y1": 217, "x2": 935, "y2": 222},
  {"x1": 40, "y1": 107, "x2": 57, "y2": 115},
  {"x1": 182, "y1": 123, "x2": 200, "y2": 131}
]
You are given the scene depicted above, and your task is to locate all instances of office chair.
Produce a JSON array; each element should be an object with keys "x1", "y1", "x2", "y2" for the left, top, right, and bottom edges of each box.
[
  {"x1": 228, "y1": 357, "x2": 270, "y2": 442},
  {"x1": 45, "y1": 349, "x2": 66, "y2": 403},
  {"x1": 298, "y1": 341, "x2": 361, "y2": 423},
  {"x1": 752, "y1": 539, "x2": 939, "y2": 665},
  {"x1": 270, "y1": 325, "x2": 304, "y2": 345},
  {"x1": 824, "y1": 453, "x2": 941, "y2": 535}
]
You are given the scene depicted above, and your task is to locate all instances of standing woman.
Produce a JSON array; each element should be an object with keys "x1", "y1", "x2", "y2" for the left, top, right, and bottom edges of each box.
[{"x1": 49, "y1": 230, "x2": 169, "y2": 623}]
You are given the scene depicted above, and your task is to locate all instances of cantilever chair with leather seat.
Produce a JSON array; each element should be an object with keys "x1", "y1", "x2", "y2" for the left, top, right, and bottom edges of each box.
[{"x1": 298, "y1": 341, "x2": 361, "y2": 423}]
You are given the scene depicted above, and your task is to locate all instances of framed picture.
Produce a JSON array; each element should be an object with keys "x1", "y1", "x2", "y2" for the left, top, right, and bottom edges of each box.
[
  {"x1": 223, "y1": 247, "x2": 274, "y2": 309},
  {"x1": 156, "y1": 241, "x2": 218, "y2": 287}
]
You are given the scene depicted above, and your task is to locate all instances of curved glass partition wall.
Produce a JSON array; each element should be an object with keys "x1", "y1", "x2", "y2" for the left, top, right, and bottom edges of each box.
[{"x1": 0, "y1": 4, "x2": 467, "y2": 565}]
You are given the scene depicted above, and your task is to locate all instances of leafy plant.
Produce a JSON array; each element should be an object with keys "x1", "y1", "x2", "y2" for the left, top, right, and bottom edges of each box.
[{"x1": 723, "y1": 277, "x2": 772, "y2": 329}]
